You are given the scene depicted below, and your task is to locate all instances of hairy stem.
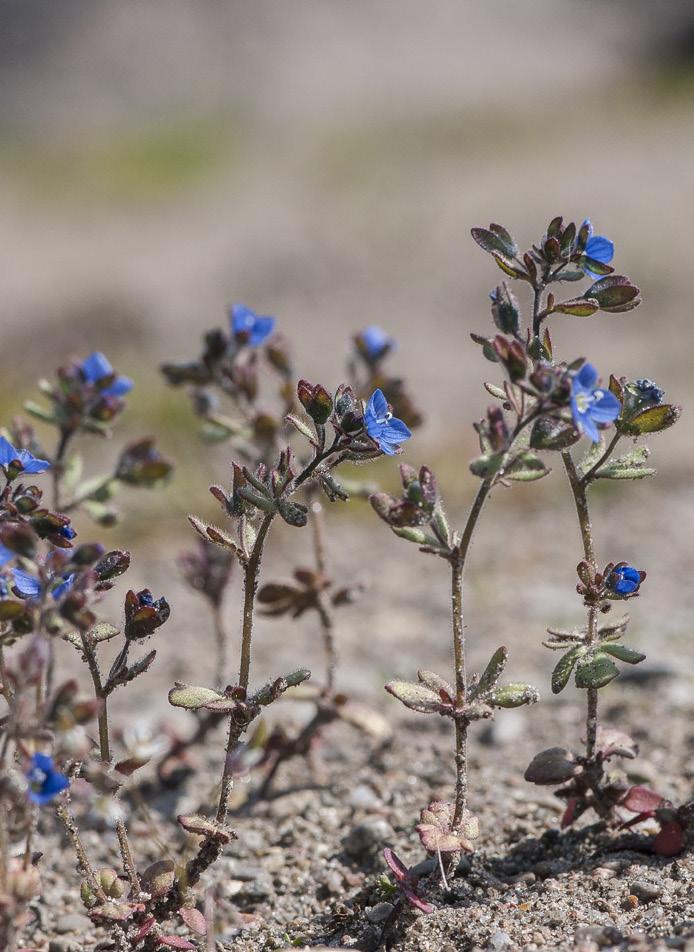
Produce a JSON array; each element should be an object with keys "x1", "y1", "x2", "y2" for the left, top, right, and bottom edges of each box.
[
  {"x1": 79, "y1": 631, "x2": 111, "y2": 762},
  {"x1": 311, "y1": 501, "x2": 337, "y2": 695},
  {"x1": 562, "y1": 451, "x2": 600, "y2": 763},
  {"x1": 450, "y1": 478, "x2": 493, "y2": 830},
  {"x1": 51, "y1": 428, "x2": 71, "y2": 512},
  {"x1": 581, "y1": 432, "x2": 621, "y2": 486},
  {"x1": 115, "y1": 819, "x2": 140, "y2": 895},
  {"x1": 238, "y1": 513, "x2": 274, "y2": 690},
  {"x1": 56, "y1": 799, "x2": 106, "y2": 902}
]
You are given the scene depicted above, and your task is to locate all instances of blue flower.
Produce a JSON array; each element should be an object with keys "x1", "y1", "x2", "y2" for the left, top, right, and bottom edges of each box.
[
  {"x1": 0, "y1": 436, "x2": 50, "y2": 476},
  {"x1": 581, "y1": 219, "x2": 614, "y2": 279},
  {"x1": 25, "y1": 752, "x2": 69, "y2": 805},
  {"x1": 359, "y1": 326, "x2": 396, "y2": 361},
  {"x1": 12, "y1": 567, "x2": 75, "y2": 602},
  {"x1": 230, "y1": 305, "x2": 275, "y2": 347},
  {"x1": 607, "y1": 564, "x2": 643, "y2": 597},
  {"x1": 58, "y1": 525, "x2": 77, "y2": 542},
  {"x1": 81, "y1": 352, "x2": 133, "y2": 398},
  {"x1": 0, "y1": 544, "x2": 14, "y2": 568},
  {"x1": 570, "y1": 364, "x2": 621, "y2": 443},
  {"x1": 364, "y1": 389, "x2": 412, "y2": 456}
]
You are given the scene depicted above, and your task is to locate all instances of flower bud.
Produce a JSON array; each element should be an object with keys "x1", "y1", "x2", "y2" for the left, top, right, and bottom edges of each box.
[
  {"x1": 297, "y1": 380, "x2": 333, "y2": 425},
  {"x1": 489, "y1": 282, "x2": 520, "y2": 336}
]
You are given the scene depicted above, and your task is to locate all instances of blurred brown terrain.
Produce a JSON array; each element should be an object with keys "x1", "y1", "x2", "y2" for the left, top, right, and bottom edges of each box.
[{"x1": 0, "y1": 0, "x2": 692, "y2": 721}]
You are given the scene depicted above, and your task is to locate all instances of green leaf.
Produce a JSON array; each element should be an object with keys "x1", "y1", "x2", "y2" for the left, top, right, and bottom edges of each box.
[
  {"x1": 601, "y1": 643, "x2": 646, "y2": 664},
  {"x1": 284, "y1": 413, "x2": 315, "y2": 442},
  {"x1": 586, "y1": 275, "x2": 641, "y2": 312},
  {"x1": 621, "y1": 404, "x2": 682, "y2": 436},
  {"x1": 417, "y1": 669, "x2": 455, "y2": 700},
  {"x1": 553, "y1": 297, "x2": 599, "y2": 317},
  {"x1": 62, "y1": 453, "x2": 84, "y2": 494},
  {"x1": 470, "y1": 333, "x2": 499, "y2": 363},
  {"x1": 24, "y1": 400, "x2": 56, "y2": 424},
  {"x1": 595, "y1": 445, "x2": 655, "y2": 480},
  {"x1": 577, "y1": 435, "x2": 606, "y2": 477},
  {"x1": 504, "y1": 451, "x2": 550, "y2": 482},
  {"x1": 488, "y1": 223, "x2": 518, "y2": 256},
  {"x1": 90, "y1": 623, "x2": 121, "y2": 643},
  {"x1": 392, "y1": 526, "x2": 433, "y2": 545},
  {"x1": 168, "y1": 683, "x2": 226, "y2": 710},
  {"x1": 471, "y1": 646, "x2": 508, "y2": 699},
  {"x1": 469, "y1": 453, "x2": 504, "y2": 479},
  {"x1": 385, "y1": 680, "x2": 452, "y2": 715},
  {"x1": 77, "y1": 475, "x2": 115, "y2": 502},
  {"x1": 530, "y1": 417, "x2": 579, "y2": 451},
  {"x1": 555, "y1": 268, "x2": 585, "y2": 282},
  {"x1": 492, "y1": 252, "x2": 528, "y2": 280},
  {"x1": 471, "y1": 226, "x2": 515, "y2": 257},
  {"x1": 574, "y1": 653, "x2": 619, "y2": 689},
  {"x1": 489, "y1": 683, "x2": 540, "y2": 708},
  {"x1": 551, "y1": 645, "x2": 584, "y2": 695},
  {"x1": 579, "y1": 255, "x2": 614, "y2": 277}
]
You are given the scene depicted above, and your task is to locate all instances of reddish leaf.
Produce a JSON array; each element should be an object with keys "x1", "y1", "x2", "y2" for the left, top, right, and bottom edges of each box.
[
  {"x1": 158, "y1": 937, "x2": 196, "y2": 950},
  {"x1": 383, "y1": 847, "x2": 408, "y2": 884},
  {"x1": 622, "y1": 786, "x2": 664, "y2": 815},
  {"x1": 561, "y1": 797, "x2": 579, "y2": 829},
  {"x1": 179, "y1": 906, "x2": 207, "y2": 935},
  {"x1": 132, "y1": 917, "x2": 156, "y2": 942},
  {"x1": 402, "y1": 885, "x2": 434, "y2": 914},
  {"x1": 653, "y1": 822, "x2": 685, "y2": 857}
]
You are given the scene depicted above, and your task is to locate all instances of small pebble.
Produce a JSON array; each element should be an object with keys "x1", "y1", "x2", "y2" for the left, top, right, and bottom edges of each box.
[
  {"x1": 487, "y1": 930, "x2": 512, "y2": 950},
  {"x1": 54, "y1": 913, "x2": 92, "y2": 934},
  {"x1": 629, "y1": 879, "x2": 662, "y2": 902},
  {"x1": 343, "y1": 816, "x2": 393, "y2": 857},
  {"x1": 365, "y1": 901, "x2": 394, "y2": 923}
]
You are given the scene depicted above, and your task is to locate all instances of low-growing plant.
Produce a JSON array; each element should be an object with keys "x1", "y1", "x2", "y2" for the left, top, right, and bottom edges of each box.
[
  {"x1": 163, "y1": 312, "x2": 420, "y2": 793},
  {"x1": 376, "y1": 216, "x2": 682, "y2": 901}
]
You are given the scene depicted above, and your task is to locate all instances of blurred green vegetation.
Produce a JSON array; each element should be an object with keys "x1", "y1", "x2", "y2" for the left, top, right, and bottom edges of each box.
[{"x1": 0, "y1": 117, "x2": 238, "y2": 204}]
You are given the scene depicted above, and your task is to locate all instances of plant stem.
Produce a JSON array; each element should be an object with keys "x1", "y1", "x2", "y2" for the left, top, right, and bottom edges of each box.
[
  {"x1": 581, "y1": 432, "x2": 621, "y2": 485},
  {"x1": 311, "y1": 500, "x2": 337, "y2": 695},
  {"x1": 450, "y1": 478, "x2": 493, "y2": 830},
  {"x1": 238, "y1": 512, "x2": 274, "y2": 690},
  {"x1": 562, "y1": 451, "x2": 600, "y2": 763},
  {"x1": 56, "y1": 799, "x2": 106, "y2": 902},
  {"x1": 561, "y1": 451, "x2": 595, "y2": 565},
  {"x1": 115, "y1": 818, "x2": 140, "y2": 895},
  {"x1": 52, "y1": 428, "x2": 71, "y2": 512},
  {"x1": 79, "y1": 631, "x2": 111, "y2": 762}
]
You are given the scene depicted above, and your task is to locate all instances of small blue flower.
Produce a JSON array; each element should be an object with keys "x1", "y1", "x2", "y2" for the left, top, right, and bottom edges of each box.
[
  {"x1": 581, "y1": 219, "x2": 614, "y2": 279},
  {"x1": 12, "y1": 567, "x2": 75, "y2": 602},
  {"x1": 81, "y1": 352, "x2": 133, "y2": 398},
  {"x1": 25, "y1": 752, "x2": 69, "y2": 805},
  {"x1": 0, "y1": 544, "x2": 14, "y2": 568},
  {"x1": 230, "y1": 305, "x2": 275, "y2": 347},
  {"x1": 58, "y1": 525, "x2": 77, "y2": 542},
  {"x1": 571, "y1": 364, "x2": 621, "y2": 443},
  {"x1": 364, "y1": 389, "x2": 412, "y2": 456},
  {"x1": 359, "y1": 326, "x2": 396, "y2": 361},
  {"x1": 607, "y1": 564, "x2": 643, "y2": 597},
  {"x1": 0, "y1": 436, "x2": 50, "y2": 476}
]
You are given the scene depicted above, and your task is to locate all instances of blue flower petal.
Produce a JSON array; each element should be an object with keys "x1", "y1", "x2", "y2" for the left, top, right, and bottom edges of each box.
[
  {"x1": 367, "y1": 389, "x2": 388, "y2": 421},
  {"x1": 589, "y1": 390, "x2": 621, "y2": 424},
  {"x1": 12, "y1": 569, "x2": 42, "y2": 599},
  {"x1": 378, "y1": 418, "x2": 412, "y2": 443},
  {"x1": 82, "y1": 352, "x2": 114, "y2": 383},
  {"x1": 16, "y1": 450, "x2": 51, "y2": 474},
  {"x1": 0, "y1": 436, "x2": 18, "y2": 467},
  {"x1": 361, "y1": 326, "x2": 394, "y2": 359},
  {"x1": 52, "y1": 574, "x2": 76, "y2": 601},
  {"x1": 585, "y1": 235, "x2": 614, "y2": 266},
  {"x1": 248, "y1": 316, "x2": 275, "y2": 347},
  {"x1": 576, "y1": 363, "x2": 598, "y2": 390},
  {"x1": 101, "y1": 375, "x2": 134, "y2": 398},
  {"x1": 231, "y1": 305, "x2": 276, "y2": 347},
  {"x1": 0, "y1": 544, "x2": 14, "y2": 567}
]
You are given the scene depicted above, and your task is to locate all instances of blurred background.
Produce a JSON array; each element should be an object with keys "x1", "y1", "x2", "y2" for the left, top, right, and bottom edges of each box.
[{"x1": 1, "y1": 0, "x2": 692, "y2": 714}]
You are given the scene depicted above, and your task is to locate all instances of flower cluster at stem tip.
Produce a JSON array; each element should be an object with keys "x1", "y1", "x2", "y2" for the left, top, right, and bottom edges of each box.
[
  {"x1": 607, "y1": 564, "x2": 642, "y2": 596},
  {"x1": 581, "y1": 219, "x2": 614, "y2": 279},
  {"x1": 81, "y1": 352, "x2": 133, "y2": 398}
]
